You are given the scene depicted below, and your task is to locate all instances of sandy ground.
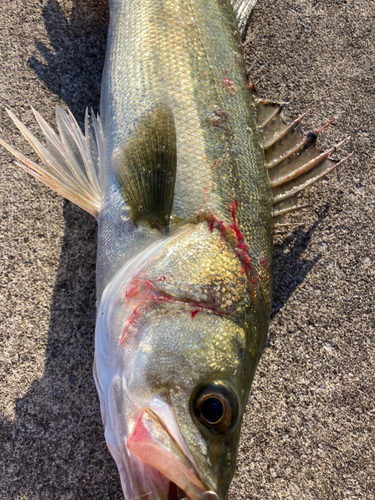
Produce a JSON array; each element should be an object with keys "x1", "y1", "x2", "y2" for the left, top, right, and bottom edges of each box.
[{"x1": 0, "y1": 0, "x2": 373, "y2": 499}]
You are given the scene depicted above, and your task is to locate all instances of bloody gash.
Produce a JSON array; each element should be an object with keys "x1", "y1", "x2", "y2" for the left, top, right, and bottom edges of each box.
[{"x1": 0, "y1": 0, "x2": 348, "y2": 498}]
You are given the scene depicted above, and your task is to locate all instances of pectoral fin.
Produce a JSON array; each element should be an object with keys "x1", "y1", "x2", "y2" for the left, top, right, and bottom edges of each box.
[{"x1": 115, "y1": 104, "x2": 176, "y2": 231}]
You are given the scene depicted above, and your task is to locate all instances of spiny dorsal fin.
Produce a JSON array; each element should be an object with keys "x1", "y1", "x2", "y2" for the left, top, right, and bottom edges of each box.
[
  {"x1": 0, "y1": 107, "x2": 104, "y2": 218},
  {"x1": 115, "y1": 104, "x2": 176, "y2": 231},
  {"x1": 252, "y1": 93, "x2": 349, "y2": 230},
  {"x1": 272, "y1": 195, "x2": 310, "y2": 218},
  {"x1": 230, "y1": 0, "x2": 258, "y2": 37}
]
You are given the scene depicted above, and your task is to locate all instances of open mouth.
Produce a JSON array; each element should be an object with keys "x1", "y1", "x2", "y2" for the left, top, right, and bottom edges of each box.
[
  {"x1": 168, "y1": 483, "x2": 188, "y2": 500},
  {"x1": 127, "y1": 408, "x2": 219, "y2": 500},
  {"x1": 168, "y1": 484, "x2": 219, "y2": 500}
]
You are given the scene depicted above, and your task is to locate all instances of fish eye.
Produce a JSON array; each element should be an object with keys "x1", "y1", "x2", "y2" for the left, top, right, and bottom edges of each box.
[
  {"x1": 191, "y1": 381, "x2": 239, "y2": 433},
  {"x1": 200, "y1": 397, "x2": 224, "y2": 424}
]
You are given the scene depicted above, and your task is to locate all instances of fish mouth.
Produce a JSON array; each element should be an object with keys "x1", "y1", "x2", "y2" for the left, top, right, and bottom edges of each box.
[
  {"x1": 127, "y1": 407, "x2": 219, "y2": 500},
  {"x1": 168, "y1": 484, "x2": 219, "y2": 500}
]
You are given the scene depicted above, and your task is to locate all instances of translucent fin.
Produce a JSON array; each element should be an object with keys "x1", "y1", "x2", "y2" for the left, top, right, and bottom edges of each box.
[
  {"x1": 0, "y1": 107, "x2": 104, "y2": 218},
  {"x1": 115, "y1": 104, "x2": 176, "y2": 231},
  {"x1": 272, "y1": 153, "x2": 349, "y2": 205},
  {"x1": 230, "y1": 0, "x2": 258, "y2": 37},
  {"x1": 252, "y1": 92, "x2": 349, "y2": 222},
  {"x1": 272, "y1": 196, "x2": 310, "y2": 218},
  {"x1": 274, "y1": 222, "x2": 304, "y2": 229}
]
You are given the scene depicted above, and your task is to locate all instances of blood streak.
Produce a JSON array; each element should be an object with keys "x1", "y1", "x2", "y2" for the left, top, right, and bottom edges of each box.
[
  {"x1": 207, "y1": 201, "x2": 253, "y2": 277},
  {"x1": 260, "y1": 257, "x2": 268, "y2": 269},
  {"x1": 229, "y1": 201, "x2": 252, "y2": 275},
  {"x1": 120, "y1": 280, "x2": 158, "y2": 343},
  {"x1": 191, "y1": 308, "x2": 200, "y2": 318},
  {"x1": 223, "y1": 78, "x2": 238, "y2": 96},
  {"x1": 120, "y1": 278, "x2": 220, "y2": 343},
  {"x1": 211, "y1": 158, "x2": 223, "y2": 169},
  {"x1": 208, "y1": 214, "x2": 226, "y2": 238}
]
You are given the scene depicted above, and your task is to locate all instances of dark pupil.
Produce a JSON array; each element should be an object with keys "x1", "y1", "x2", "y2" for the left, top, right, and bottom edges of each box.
[{"x1": 200, "y1": 397, "x2": 224, "y2": 424}]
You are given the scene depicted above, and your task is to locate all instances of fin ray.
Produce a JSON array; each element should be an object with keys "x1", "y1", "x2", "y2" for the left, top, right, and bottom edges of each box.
[
  {"x1": 115, "y1": 104, "x2": 176, "y2": 230},
  {"x1": 0, "y1": 107, "x2": 104, "y2": 218},
  {"x1": 272, "y1": 154, "x2": 349, "y2": 205},
  {"x1": 230, "y1": 0, "x2": 257, "y2": 37},
  {"x1": 272, "y1": 196, "x2": 310, "y2": 218},
  {"x1": 252, "y1": 90, "x2": 349, "y2": 228}
]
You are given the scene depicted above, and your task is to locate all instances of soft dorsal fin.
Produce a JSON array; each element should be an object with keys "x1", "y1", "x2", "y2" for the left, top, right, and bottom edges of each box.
[
  {"x1": 230, "y1": 0, "x2": 258, "y2": 37},
  {"x1": 115, "y1": 105, "x2": 176, "y2": 230}
]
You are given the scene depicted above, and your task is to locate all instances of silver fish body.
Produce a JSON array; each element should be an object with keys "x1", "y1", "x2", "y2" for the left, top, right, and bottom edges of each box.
[
  {"x1": 97, "y1": 0, "x2": 273, "y2": 297},
  {"x1": 94, "y1": 1, "x2": 273, "y2": 498}
]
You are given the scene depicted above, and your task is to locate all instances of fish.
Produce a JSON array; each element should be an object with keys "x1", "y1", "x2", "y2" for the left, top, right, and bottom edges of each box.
[{"x1": 0, "y1": 0, "x2": 349, "y2": 499}]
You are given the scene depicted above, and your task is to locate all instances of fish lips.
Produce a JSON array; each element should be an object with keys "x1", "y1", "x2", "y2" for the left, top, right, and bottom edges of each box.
[{"x1": 127, "y1": 406, "x2": 219, "y2": 500}]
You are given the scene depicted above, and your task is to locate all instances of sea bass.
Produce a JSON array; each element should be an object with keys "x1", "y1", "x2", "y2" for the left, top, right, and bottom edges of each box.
[{"x1": 0, "y1": 0, "x2": 347, "y2": 498}]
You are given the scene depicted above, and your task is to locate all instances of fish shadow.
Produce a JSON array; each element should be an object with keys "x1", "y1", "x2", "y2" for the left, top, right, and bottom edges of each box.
[
  {"x1": 0, "y1": 1, "x2": 327, "y2": 497},
  {"x1": 0, "y1": 205, "x2": 123, "y2": 500},
  {"x1": 265, "y1": 207, "x2": 329, "y2": 348},
  {"x1": 28, "y1": 0, "x2": 109, "y2": 118},
  {"x1": 271, "y1": 208, "x2": 329, "y2": 320}
]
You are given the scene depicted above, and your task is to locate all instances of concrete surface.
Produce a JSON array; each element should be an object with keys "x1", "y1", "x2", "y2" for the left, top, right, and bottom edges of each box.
[{"x1": 0, "y1": 0, "x2": 373, "y2": 499}]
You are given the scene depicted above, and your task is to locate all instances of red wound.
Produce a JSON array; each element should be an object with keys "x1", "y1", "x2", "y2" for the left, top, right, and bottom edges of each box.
[
  {"x1": 191, "y1": 309, "x2": 200, "y2": 318},
  {"x1": 207, "y1": 201, "x2": 253, "y2": 278}
]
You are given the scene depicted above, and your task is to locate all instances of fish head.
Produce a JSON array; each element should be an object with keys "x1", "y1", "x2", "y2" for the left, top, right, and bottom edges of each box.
[
  {"x1": 95, "y1": 223, "x2": 271, "y2": 500},
  {"x1": 124, "y1": 310, "x2": 248, "y2": 500}
]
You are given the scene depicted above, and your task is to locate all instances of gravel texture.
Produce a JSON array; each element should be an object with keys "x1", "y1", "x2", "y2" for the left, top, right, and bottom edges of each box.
[{"x1": 0, "y1": 1, "x2": 373, "y2": 499}]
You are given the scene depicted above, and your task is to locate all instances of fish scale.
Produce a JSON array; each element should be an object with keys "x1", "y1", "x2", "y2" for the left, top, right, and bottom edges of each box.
[
  {"x1": 101, "y1": 0, "x2": 274, "y2": 333},
  {"x1": 103, "y1": 0, "x2": 271, "y2": 217}
]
